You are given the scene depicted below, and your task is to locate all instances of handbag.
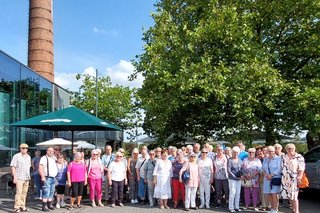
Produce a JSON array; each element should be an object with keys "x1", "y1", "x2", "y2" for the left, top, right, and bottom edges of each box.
[
  {"x1": 271, "y1": 177, "x2": 281, "y2": 186},
  {"x1": 241, "y1": 179, "x2": 252, "y2": 187},
  {"x1": 298, "y1": 172, "x2": 309, "y2": 188},
  {"x1": 182, "y1": 163, "x2": 190, "y2": 184}
]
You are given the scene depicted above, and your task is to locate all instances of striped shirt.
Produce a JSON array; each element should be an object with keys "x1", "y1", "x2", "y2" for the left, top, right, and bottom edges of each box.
[{"x1": 10, "y1": 153, "x2": 31, "y2": 181}]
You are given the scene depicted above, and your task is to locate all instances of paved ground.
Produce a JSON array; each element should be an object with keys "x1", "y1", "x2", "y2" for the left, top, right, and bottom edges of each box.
[{"x1": 0, "y1": 190, "x2": 319, "y2": 213}]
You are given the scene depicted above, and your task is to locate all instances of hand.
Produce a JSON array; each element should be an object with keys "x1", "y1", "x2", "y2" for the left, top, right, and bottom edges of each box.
[
  {"x1": 125, "y1": 179, "x2": 128, "y2": 185},
  {"x1": 13, "y1": 177, "x2": 17, "y2": 184},
  {"x1": 137, "y1": 177, "x2": 140, "y2": 182},
  {"x1": 84, "y1": 181, "x2": 87, "y2": 186},
  {"x1": 109, "y1": 180, "x2": 112, "y2": 186},
  {"x1": 179, "y1": 178, "x2": 182, "y2": 183},
  {"x1": 67, "y1": 181, "x2": 71, "y2": 187},
  {"x1": 153, "y1": 179, "x2": 157, "y2": 185}
]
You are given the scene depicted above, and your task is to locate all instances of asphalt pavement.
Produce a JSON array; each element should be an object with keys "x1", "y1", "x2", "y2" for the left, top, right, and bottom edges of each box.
[{"x1": 0, "y1": 190, "x2": 319, "y2": 213}]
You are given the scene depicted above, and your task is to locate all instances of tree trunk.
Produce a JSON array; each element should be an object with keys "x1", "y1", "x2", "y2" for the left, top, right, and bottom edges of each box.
[{"x1": 265, "y1": 123, "x2": 276, "y2": 146}]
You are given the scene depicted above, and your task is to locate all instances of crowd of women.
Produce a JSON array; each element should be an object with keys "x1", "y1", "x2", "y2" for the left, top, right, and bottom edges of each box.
[{"x1": 30, "y1": 141, "x2": 306, "y2": 213}]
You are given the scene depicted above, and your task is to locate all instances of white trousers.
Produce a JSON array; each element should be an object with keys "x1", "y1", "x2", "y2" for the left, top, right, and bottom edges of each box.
[
  {"x1": 199, "y1": 179, "x2": 211, "y2": 206},
  {"x1": 228, "y1": 179, "x2": 241, "y2": 211},
  {"x1": 185, "y1": 185, "x2": 197, "y2": 208}
]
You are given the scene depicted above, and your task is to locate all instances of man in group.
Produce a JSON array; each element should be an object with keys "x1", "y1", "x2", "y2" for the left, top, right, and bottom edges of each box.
[
  {"x1": 11, "y1": 143, "x2": 31, "y2": 213},
  {"x1": 39, "y1": 147, "x2": 58, "y2": 212},
  {"x1": 101, "y1": 145, "x2": 115, "y2": 203},
  {"x1": 193, "y1": 143, "x2": 201, "y2": 158},
  {"x1": 136, "y1": 147, "x2": 149, "y2": 203}
]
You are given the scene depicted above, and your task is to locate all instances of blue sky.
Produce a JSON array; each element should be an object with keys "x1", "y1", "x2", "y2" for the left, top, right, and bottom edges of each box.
[{"x1": 0, "y1": 0, "x2": 156, "y2": 90}]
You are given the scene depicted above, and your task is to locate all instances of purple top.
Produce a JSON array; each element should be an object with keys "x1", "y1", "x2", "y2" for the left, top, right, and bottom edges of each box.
[{"x1": 172, "y1": 160, "x2": 184, "y2": 179}]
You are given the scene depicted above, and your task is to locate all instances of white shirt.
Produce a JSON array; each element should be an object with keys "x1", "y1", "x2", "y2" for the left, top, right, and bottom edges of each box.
[
  {"x1": 108, "y1": 161, "x2": 126, "y2": 181},
  {"x1": 39, "y1": 155, "x2": 58, "y2": 177}
]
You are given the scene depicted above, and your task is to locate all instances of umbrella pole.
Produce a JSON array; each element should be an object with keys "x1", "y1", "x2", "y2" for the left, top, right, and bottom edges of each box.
[{"x1": 71, "y1": 130, "x2": 74, "y2": 161}]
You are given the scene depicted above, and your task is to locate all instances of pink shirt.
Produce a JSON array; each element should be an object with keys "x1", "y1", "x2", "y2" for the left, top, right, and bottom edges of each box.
[
  {"x1": 67, "y1": 161, "x2": 86, "y2": 182},
  {"x1": 87, "y1": 159, "x2": 103, "y2": 179},
  {"x1": 180, "y1": 162, "x2": 199, "y2": 187}
]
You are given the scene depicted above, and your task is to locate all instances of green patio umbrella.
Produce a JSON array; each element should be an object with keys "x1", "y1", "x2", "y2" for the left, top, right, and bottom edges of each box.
[{"x1": 11, "y1": 106, "x2": 122, "y2": 156}]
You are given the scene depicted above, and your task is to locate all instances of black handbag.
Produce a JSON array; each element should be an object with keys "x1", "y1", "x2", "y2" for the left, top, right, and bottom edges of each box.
[{"x1": 271, "y1": 177, "x2": 281, "y2": 186}]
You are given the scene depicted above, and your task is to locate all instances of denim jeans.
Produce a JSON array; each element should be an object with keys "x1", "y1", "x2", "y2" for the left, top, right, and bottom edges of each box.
[
  {"x1": 42, "y1": 177, "x2": 55, "y2": 200},
  {"x1": 33, "y1": 173, "x2": 42, "y2": 197}
]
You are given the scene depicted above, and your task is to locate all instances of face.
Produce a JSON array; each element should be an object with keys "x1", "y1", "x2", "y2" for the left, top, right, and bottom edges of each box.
[
  {"x1": 262, "y1": 147, "x2": 268, "y2": 155},
  {"x1": 54, "y1": 147, "x2": 61, "y2": 155},
  {"x1": 286, "y1": 147, "x2": 295, "y2": 155},
  {"x1": 116, "y1": 154, "x2": 123, "y2": 161},
  {"x1": 92, "y1": 152, "x2": 98, "y2": 158},
  {"x1": 47, "y1": 148, "x2": 54, "y2": 157},
  {"x1": 248, "y1": 150, "x2": 256, "y2": 157},
  {"x1": 232, "y1": 150, "x2": 239, "y2": 158},
  {"x1": 201, "y1": 150, "x2": 208, "y2": 158},
  {"x1": 105, "y1": 146, "x2": 112, "y2": 154},
  {"x1": 268, "y1": 149, "x2": 275, "y2": 157},
  {"x1": 189, "y1": 155, "x2": 196, "y2": 162},
  {"x1": 156, "y1": 148, "x2": 162, "y2": 156},
  {"x1": 161, "y1": 152, "x2": 168, "y2": 160},
  {"x1": 193, "y1": 144, "x2": 200, "y2": 153},
  {"x1": 216, "y1": 147, "x2": 223, "y2": 155},
  {"x1": 149, "y1": 152, "x2": 155, "y2": 159},
  {"x1": 20, "y1": 147, "x2": 28, "y2": 154},
  {"x1": 57, "y1": 157, "x2": 64, "y2": 164}
]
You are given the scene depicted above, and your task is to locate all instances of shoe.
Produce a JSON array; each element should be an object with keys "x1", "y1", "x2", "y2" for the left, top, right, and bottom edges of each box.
[
  {"x1": 185, "y1": 208, "x2": 190, "y2": 211},
  {"x1": 160, "y1": 205, "x2": 165, "y2": 209},
  {"x1": 14, "y1": 209, "x2": 21, "y2": 213},
  {"x1": 47, "y1": 203, "x2": 55, "y2": 210},
  {"x1": 56, "y1": 203, "x2": 61, "y2": 209},
  {"x1": 119, "y1": 203, "x2": 124, "y2": 207},
  {"x1": 215, "y1": 203, "x2": 222, "y2": 208},
  {"x1": 91, "y1": 202, "x2": 96, "y2": 207},
  {"x1": 149, "y1": 204, "x2": 154, "y2": 207},
  {"x1": 230, "y1": 210, "x2": 236, "y2": 213},
  {"x1": 191, "y1": 207, "x2": 198, "y2": 210},
  {"x1": 42, "y1": 206, "x2": 49, "y2": 212},
  {"x1": 20, "y1": 208, "x2": 29, "y2": 212},
  {"x1": 68, "y1": 206, "x2": 74, "y2": 211},
  {"x1": 77, "y1": 204, "x2": 83, "y2": 209},
  {"x1": 206, "y1": 204, "x2": 210, "y2": 209},
  {"x1": 111, "y1": 204, "x2": 115, "y2": 208},
  {"x1": 254, "y1": 208, "x2": 259, "y2": 211},
  {"x1": 60, "y1": 201, "x2": 66, "y2": 208},
  {"x1": 134, "y1": 199, "x2": 139, "y2": 204},
  {"x1": 98, "y1": 202, "x2": 104, "y2": 207},
  {"x1": 235, "y1": 209, "x2": 242, "y2": 212},
  {"x1": 131, "y1": 199, "x2": 135, "y2": 204},
  {"x1": 199, "y1": 204, "x2": 204, "y2": 209},
  {"x1": 242, "y1": 207, "x2": 248, "y2": 210},
  {"x1": 164, "y1": 205, "x2": 170, "y2": 209}
]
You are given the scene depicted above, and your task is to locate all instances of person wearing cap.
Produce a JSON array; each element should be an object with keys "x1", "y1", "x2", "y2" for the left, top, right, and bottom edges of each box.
[
  {"x1": 10, "y1": 143, "x2": 31, "y2": 213},
  {"x1": 179, "y1": 152, "x2": 199, "y2": 211}
]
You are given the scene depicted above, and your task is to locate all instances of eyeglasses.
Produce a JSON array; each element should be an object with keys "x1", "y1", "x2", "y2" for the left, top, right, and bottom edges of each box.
[
  {"x1": 133, "y1": 153, "x2": 139, "y2": 154},
  {"x1": 202, "y1": 152, "x2": 208, "y2": 154},
  {"x1": 249, "y1": 152, "x2": 255, "y2": 153},
  {"x1": 21, "y1": 147, "x2": 28, "y2": 149},
  {"x1": 149, "y1": 153, "x2": 155, "y2": 155},
  {"x1": 54, "y1": 149, "x2": 61, "y2": 151},
  {"x1": 190, "y1": 156, "x2": 196, "y2": 158},
  {"x1": 92, "y1": 154, "x2": 98, "y2": 156},
  {"x1": 117, "y1": 156, "x2": 123, "y2": 158}
]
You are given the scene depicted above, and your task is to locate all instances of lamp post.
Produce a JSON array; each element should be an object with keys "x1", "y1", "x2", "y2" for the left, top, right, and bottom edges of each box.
[{"x1": 95, "y1": 69, "x2": 98, "y2": 148}]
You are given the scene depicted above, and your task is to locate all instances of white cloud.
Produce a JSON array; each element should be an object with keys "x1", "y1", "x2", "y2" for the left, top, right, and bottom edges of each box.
[
  {"x1": 106, "y1": 60, "x2": 144, "y2": 88},
  {"x1": 54, "y1": 60, "x2": 144, "y2": 91},
  {"x1": 93, "y1": 27, "x2": 118, "y2": 36}
]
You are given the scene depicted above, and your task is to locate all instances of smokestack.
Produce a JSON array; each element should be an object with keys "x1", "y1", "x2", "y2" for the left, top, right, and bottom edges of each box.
[{"x1": 28, "y1": 0, "x2": 54, "y2": 82}]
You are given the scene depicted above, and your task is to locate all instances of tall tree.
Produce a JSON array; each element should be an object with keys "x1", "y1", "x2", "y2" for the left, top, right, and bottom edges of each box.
[
  {"x1": 132, "y1": 0, "x2": 320, "y2": 146},
  {"x1": 71, "y1": 73, "x2": 142, "y2": 141}
]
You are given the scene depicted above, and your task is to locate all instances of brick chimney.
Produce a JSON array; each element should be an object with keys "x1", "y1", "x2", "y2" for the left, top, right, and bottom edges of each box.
[{"x1": 28, "y1": 0, "x2": 54, "y2": 82}]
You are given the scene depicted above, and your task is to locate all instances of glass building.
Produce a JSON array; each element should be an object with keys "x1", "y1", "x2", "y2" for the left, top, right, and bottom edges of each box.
[{"x1": 0, "y1": 50, "x2": 123, "y2": 167}]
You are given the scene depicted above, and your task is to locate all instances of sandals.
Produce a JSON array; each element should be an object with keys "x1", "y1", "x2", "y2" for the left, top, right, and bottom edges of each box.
[
  {"x1": 77, "y1": 204, "x2": 83, "y2": 208},
  {"x1": 14, "y1": 209, "x2": 21, "y2": 213},
  {"x1": 20, "y1": 208, "x2": 29, "y2": 212}
]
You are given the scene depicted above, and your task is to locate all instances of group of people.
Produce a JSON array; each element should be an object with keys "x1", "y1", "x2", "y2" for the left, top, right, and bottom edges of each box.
[{"x1": 10, "y1": 141, "x2": 305, "y2": 213}]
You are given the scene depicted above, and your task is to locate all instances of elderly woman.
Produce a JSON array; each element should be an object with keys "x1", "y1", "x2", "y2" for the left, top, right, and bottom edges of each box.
[
  {"x1": 153, "y1": 149, "x2": 172, "y2": 209},
  {"x1": 86, "y1": 149, "x2": 104, "y2": 207},
  {"x1": 179, "y1": 153, "x2": 199, "y2": 211},
  {"x1": 198, "y1": 148, "x2": 214, "y2": 209},
  {"x1": 242, "y1": 148, "x2": 262, "y2": 211},
  {"x1": 108, "y1": 151, "x2": 127, "y2": 207},
  {"x1": 280, "y1": 144, "x2": 305, "y2": 213},
  {"x1": 227, "y1": 146, "x2": 243, "y2": 213},
  {"x1": 55, "y1": 154, "x2": 68, "y2": 209},
  {"x1": 67, "y1": 152, "x2": 87, "y2": 210},
  {"x1": 171, "y1": 149, "x2": 186, "y2": 208},
  {"x1": 214, "y1": 145, "x2": 229, "y2": 208},
  {"x1": 262, "y1": 146, "x2": 282, "y2": 213},
  {"x1": 127, "y1": 148, "x2": 139, "y2": 204},
  {"x1": 144, "y1": 150, "x2": 157, "y2": 207}
]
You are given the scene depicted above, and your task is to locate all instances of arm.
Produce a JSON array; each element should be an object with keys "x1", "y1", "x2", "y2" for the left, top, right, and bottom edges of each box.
[
  {"x1": 127, "y1": 158, "x2": 131, "y2": 175},
  {"x1": 11, "y1": 167, "x2": 17, "y2": 183},
  {"x1": 179, "y1": 162, "x2": 188, "y2": 182},
  {"x1": 108, "y1": 163, "x2": 113, "y2": 186},
  {"x1": 39, "y1": 164, "x2": 46, "y2": 182},
  {"x1": 124, "y1": 163, "x2": 128, "y2": 185},
  {"x1": 67, "y1": 172, "x2": 71, "y2": 187}
]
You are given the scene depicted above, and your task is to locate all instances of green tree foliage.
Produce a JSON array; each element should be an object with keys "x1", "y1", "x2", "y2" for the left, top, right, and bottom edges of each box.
[
  {"x1": 132, "y1": 0, "x2": 320, "y2": 146},
  {"x1": 71, "y1": 73, "x2": 142, "y2": 141}
]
